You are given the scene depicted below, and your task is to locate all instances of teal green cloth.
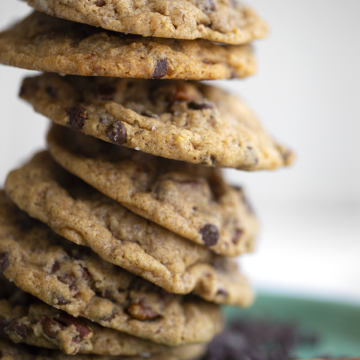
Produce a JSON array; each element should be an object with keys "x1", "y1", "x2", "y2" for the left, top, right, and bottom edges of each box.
[{"x1": 224, "y1": 294, "x2": 360, "y2": 358}]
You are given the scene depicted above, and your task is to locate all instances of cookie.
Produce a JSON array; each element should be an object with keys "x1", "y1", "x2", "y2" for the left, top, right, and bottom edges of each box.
[
  {"x1": 5, "y1": 151, "x2": 254, "y2": 306},
  {"x1": 0, "y1": 339, "x2": 190, "y2": 360},
  {"x1": 0, "y1": 192, "x2": 223, "y2": 346},
  {"x1": 23, "y1": 0, "x2": 268, "y2": 45},
  {"x1": 20, "y1": 73, "x2": 294, "y2": 170},
  {"x1": 46, "y1": 125, "x2": 259, "y2": 257},
  {"x1": 0, "y1": 278, "x2": 205, "y2": 357},
  {"x1": 0, "y1": 12, "x2": 256, "y2": 81}
]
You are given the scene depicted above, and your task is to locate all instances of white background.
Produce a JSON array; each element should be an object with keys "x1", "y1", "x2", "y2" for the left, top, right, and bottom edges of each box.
[{"x1": 0, "y1": 1, "x2": 359, "y2": 301}]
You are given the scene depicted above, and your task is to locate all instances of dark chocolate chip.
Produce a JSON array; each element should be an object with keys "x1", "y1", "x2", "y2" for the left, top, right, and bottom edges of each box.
[
  {"x1": 58, "y1": 274, "x2": 77, "y2": 291},
  {"x1": 200, "y1": 224, "x2": 219, "y2": 246},
  {"x1": 80, "y1": 265, "x2": 90, "y2": 280},
  {"x1": 106, "y1": 121, "x2": 127, "y2": 145},
  {"x1": 45, "y1": 86, "x2": 57, "y2": 98},
  {"x1": 67, "y1": 105, "x2": 87, "y2": 131},
  {"x1": 232, "y1": 228, "x2": 243, "y2": 245},
  {"x1": 50, "y1": 261, "x2": 60, "y2": 274},
  {"x1": 6, "y1": 322, "x2": 27, "y2": 338},
  {"x1": 95, "y1": 0, "x2": 106, "y2": 6},
  {"x1": 57, "y1": 296, "x2": 71, "y2": 305},
  {"x1": 42, "y1": 317, "x2": 64, "y2": 338},
  {"x1": 188, "y1": 100, "x2": 215, "y2": 110},
  {"x1": 97, "y1": 84, "x2": 116, "y2": 100},
  {"x1": 0, "y1": 253, "x2": 9, "y2": 271},
  {"x1": 103, "y1": 290, "x2": 114, "y2": 300},
  {"x1": 102, "y1": 311, "x2": 115, "y2": 322},
  {"x1": 152, "y1": 59, "x2": 169, "y2": 79},
  {"x1": 57, "y1": 313, "x2": 92, "y2": 339}
]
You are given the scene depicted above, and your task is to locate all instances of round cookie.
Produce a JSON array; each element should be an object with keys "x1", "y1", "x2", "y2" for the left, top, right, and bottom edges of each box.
[
  {"x1": 0, "y1": 192, "x2": 224, "y2": 346},
  {"x1": 0, "y1": 12, "x2": 256, "y2": 80},
  {"x1": 0, "y1": 279, "x2": 205, "y2": 357},
  {"x1": 0, "y1": 338, "x2": 190, "y2": 360},
  {"x1": 5, "y1": 151, "x2": 254, "y2": 305},
  {"x1": 23, "y1": 0, "x2": 268, "y2": 45},
  {"x1": 46, "y1": 125, "x2": 259, "y2": 257},
  {"x1": 20, "y1": 73, "x2": 294, "y2": 170}
]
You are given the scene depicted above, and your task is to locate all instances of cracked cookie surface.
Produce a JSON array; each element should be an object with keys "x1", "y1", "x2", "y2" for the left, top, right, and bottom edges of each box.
[
  {"x1": 46, "y1": 125, "x2": 260, "y2": 257},
  {"x1": 23, "y1": 0, "x2": 268, "y2": 45},
  {"x1": 0, "y1": 12, "x2": 256, "y2": 80},
  {"x1": 0, "y1": 276, "x2": 205, "y2": 357},
  {"x1": 21, "y1": 73, "x2": 294, "y2": 171},
  {"x1": 0, "y1": 338, "x2": 189, "y2": 360},
  {"x1": 5, "y1": 151, "x2": 254, "y2": 305},
  {"x1": 0, "y1": 192, "x2": 223, "y2": 346}
]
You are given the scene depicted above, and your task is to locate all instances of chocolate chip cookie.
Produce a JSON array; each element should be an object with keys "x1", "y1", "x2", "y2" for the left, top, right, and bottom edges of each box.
[
  {"x1": 5, "y1": 151, "x2": 254, "y2": 305},
  {"x1": 0, "y1": 277, "x2": 205, "y2": 357},
  {"x1": 45, "y1": 125, "x2": 260, "y2": 257},
  {"x1": 0, "y1": 191, "x2": 223, "y2": 346},
  {"x1": 20, "y1": 74, "x2": 294, "y2": 170},
  {"x1": 0, "y1": 338, "x2": 193, "y2": 360},
  {"x1": 0, "y1": 12, "x2": 256, "y2": 80},
  {"x1": 23, "y1": 0, "x2": 268, "y2": 45}
]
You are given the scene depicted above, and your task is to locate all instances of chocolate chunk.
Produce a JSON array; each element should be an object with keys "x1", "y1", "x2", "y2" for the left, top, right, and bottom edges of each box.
[
  {"x1": 42, "y1": 317, "x2": 64, "y2": 338},
  {"x1": 67, "y1": 105, "x2": 87, "y2": 131},
  {"x1": 232, "y1": 228, "x2": 243, "y2": 244},
  {"x1": 45, "y1": 86, "x2": 57, "y2": 98},
  {"x1": 103, "y1": 290, "x2": 114, "y2": 300},
  {"x1": 106, "y1": 121, "x2": 127, "y2": 145},
  {"x1": 57, "y1": 313, "x2": 92, "y2": 339},
  {"x1": 216, "y1": 289, "x2": 228, "y2": 297},
  {"x1": 6, "y1": 322, "x2": 27, "y2": 338},
  {"x1": 95, "y1": 0, "x2": 106, "y2": 6},
  {"x1": 58, "y1": 274, "x2": 77, "y2": 291},
  {"x1": 127, "y1": 302, "x2": 159, "y2": 321},
  {"x1": 50, "y1": 261, "x2": 60, "y2": 274},
  {"x1": 102, "y1": 311, "x2": 115, "y2": 322},
  {"x1": 80, "y1": 265, "x2": 90, "y2": 280},
  {"x1": 152, "y1": 59, "x2": 169, "y2": 79},
  {"x1": 57, "y1": 296, "x2": 71, "y2": 305},
  {"x1": 188, "y1": 100, "x2": 215, "y2": 110},
  {"x1": 0, "y1": 253, "x2": 9, "y2": 271},
  {"x1": 97, "y1": 84, "x2": 116, "y2": 101},
  {"x1": 200, "y1": 224, "x2": 219, "y2": 246}
]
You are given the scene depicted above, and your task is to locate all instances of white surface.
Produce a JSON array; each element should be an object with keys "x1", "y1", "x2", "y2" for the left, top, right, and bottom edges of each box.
[{"x1": 0, "y1": 1, "x2": 359, "y2": 300}]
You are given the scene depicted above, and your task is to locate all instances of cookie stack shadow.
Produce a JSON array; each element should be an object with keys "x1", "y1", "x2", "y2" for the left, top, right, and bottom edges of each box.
[{"x1": 0, "y1": 1, "x2": 294, "y2": 359}]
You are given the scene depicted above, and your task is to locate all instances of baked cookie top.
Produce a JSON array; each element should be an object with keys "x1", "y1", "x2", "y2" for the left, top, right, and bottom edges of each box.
[
  {"x1": 46, "y1": 125, "x2": 259, "y2": 256},
  {"x1": 0, "y1": 278, "x2": 204, "y2": 357},
  {"x1": 20, "y1": 74, "x2": 294, "y2": 171},
  {"x1": 0, "y1": 192, "x2": 223, "y2": 346},
  {"x1": 5, "y1": 151, "x2": 254, "y2": 305},
  {"x1": 0, "y1": 338, "x2": 184, "y2": 360},
  {"x1": 23, "y1": 0, "x2": 268, "y2": 45},
  {"x1": 0, "y1": 12, "x2": 256, "y2": 80}
]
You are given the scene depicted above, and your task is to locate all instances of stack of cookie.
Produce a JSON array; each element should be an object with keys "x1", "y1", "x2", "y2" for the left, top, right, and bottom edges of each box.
[{"x1": 0, "y1": 0, "x2": 294, "y2": 359}]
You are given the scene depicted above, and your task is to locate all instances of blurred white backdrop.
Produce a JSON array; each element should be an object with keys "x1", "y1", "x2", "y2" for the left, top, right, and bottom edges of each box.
[{"x1": 0, "y1": 1, "x2": 359, "y2": 300}]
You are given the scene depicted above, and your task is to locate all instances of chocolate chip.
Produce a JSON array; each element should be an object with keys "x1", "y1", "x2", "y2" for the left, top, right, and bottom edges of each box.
[
  {"x1": 0, "y1": 253, "x2": 9, "y2": 271},
  {"x1": 102, "y1": 290, "x2": 114, "y2": 300},
  {"x1": 200, "y1": 224, "x2": 219, "y2": 246},
  {"x1": 42, "y1": 317, "x2": 64, "y2": 338},
  {"x1": 152, "y1": 59, "x2": 169, "y2": 79},
  {"x1": 58, "y1": 274, "x2": 77, "y2": 291},
  {"x1": 57, "y1": 296, "x2": 71, "y2": 305},
  {"x1": 95, "y1": 0, "x2": 106, "y2": 6},
  {"x1": 97, "y1": 84, "x2": 116, "y2": 101},
  {"x1": 216, "y1": 289, "x2": 228, "y2": 297},
  {"x1": 80, "y1": 265, "x2": 90, "y2": 280},
  {"x1": 127, "y1": 302, "x2": 159, "y2": 321},
  {"x1": 106, "y1": 121, "x2": 127, "y2": 145},
  {"x1": 67, "y1": 105, "x2": 87, "y2": 131},
  {"x1": 102, "y1": 311, "x2": 115, "y2": 322},
  {"x1": 57, "y1": 313, "x2": 92, "y2": 339},
  {"x1": 232, "y1": 229, "x2": 243, "y2": 245},
  {"x1": 45, "y1": 86, "x2": 57, "y2": 98},
  {"x1": 6, "y1": 322, "x2": 27, "y2": 338},
  {"x1": 50, "y1": 261, "x2": 60, "y2": 274},
  {"x1": 188, "y1": 100, "x2": 215, "y2": 110}
]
